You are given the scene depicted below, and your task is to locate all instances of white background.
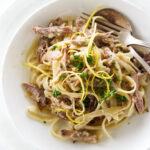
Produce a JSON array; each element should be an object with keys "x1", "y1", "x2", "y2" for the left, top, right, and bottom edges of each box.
[{"x1": 0, "y1": 0, "x2": 150, "y2": 149}]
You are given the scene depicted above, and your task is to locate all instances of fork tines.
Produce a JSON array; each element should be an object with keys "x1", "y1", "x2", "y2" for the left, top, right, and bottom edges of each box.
[{"x1": 81, "y1": 12, "x2": 124, "y2": 37}]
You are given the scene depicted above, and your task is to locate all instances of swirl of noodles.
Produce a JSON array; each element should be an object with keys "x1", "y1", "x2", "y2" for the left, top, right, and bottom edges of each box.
[{"x1": 23, "y1": 6, "x2": 149, "y2": 143}]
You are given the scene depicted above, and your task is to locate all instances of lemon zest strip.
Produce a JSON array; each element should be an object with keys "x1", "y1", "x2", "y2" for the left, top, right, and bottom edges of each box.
[
  {"x1": 71, "y1": 32, "x2": 87, "y2": 40},
  {"x1": 24, "y1": 63, "x2": 51, "y2": 78},
  {"x1": 55, "y1": 109, "x2": 83, "y2": 124},
  {"x1": 83, "y1": 5, "x2": 104, "y2": 33}
]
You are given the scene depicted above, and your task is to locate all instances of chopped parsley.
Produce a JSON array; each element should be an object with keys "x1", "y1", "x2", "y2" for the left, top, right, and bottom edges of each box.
[
  {"x1": 95, "y1": 80, "x2": 116, "y2": 102},
  {"x1": 109, "y1": 88, "x2": 117, "y2": 97},
  {"x1": 107, "y1": 79, "x2": 113, "y2": 85},
  {"x1": 52, "y1": 45, "x2": 57, "y2": 50},
  {"x1": 74, "y1": 54, "x2": 80, "y2": 60},
  {"x1": 52, "y1": 90, "x2": 61, "y2": 98},
  {"x1": 96, "y1": 78, "x2": 103, "y2": 85},
  {"x1": 78, "y1": 86, "x2": 82, "y2": 92},
  {"x1": 72, "y1": 60, "x2": 83, "y2": 70},
  {"x1": 59, "y1": 75, "x2": 66, "y2": 80},
  {"x1": 117, "y1": 76, "x2": 121, "y2": 82},
  {"x1": 87, "y1": 55, "x2": 95, "y2": 64},
  {"x1": 60, "y1": 65, "x2": 64, "y2": 69},
  {"x1": 115, "y1": 94, "x2": 127, "y2": 102},
  {"x1": 83, "y1": 97, "x2": 90, "y2": 107},
  {"x1": 112, "y1": 62, "x2": 116, "y2": 66},
  {"x1": 80, "y1": 72, "x2": 87, "y2": 79},
  {"x1": 102, "y1": 88, "x2": 117, "y2": 101},
  {"x1": 43, "y1": 121, "x2": 47, "y2": 124},
  {"x1": 96, "y1": 86, "x2": 107, "y2": 97}
]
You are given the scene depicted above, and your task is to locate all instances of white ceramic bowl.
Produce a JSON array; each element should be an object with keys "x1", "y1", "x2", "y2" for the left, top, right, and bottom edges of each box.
[{"x1": 2, "y1": 0, "x2": 150, "y2": 150}]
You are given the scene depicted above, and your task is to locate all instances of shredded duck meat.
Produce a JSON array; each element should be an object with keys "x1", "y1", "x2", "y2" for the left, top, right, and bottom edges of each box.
[
  {"x1": 22, "y1": 83, "x2": 50, "y2": 109},
  {"x1": 61, "y1": 129, "x2": 98, "y2": 144},
  {"x1": 33, "y1": 25, "x2": 73, "y2": 38},
  {"x1": 131, "y1": 74, "x2": 145, "y2": 114}
]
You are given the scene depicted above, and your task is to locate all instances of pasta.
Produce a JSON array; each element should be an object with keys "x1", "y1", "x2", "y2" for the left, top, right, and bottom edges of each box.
[{"x1": 22, "y1": 6, "x2": 149, "y2": 144}]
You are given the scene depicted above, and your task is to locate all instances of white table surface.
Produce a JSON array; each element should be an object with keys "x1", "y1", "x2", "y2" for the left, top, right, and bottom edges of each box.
[{"x1": 0, "y1": 0, "x2": 150, "y2": 149}]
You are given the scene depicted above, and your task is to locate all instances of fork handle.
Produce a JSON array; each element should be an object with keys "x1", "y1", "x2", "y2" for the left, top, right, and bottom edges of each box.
[
  {"x1": 129, "y1": 37, "x2": 150, "y2": 49},
  {"x1": 129, "y1": 47, "x2": 150, "y2": 74}
]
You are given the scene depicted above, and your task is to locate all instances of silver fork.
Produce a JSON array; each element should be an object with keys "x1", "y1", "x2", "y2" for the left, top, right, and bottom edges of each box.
[
  {"x1": 82, "y1": 12, "x2": 150, "y2": 49},
  {"x1": 81, "y1": 12, "x2": 150, "y2": 74}
]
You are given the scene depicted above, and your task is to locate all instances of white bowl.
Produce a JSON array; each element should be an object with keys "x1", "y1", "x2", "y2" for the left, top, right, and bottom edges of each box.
[{"x1": 2, "y1": 0, "x2": 150, "y2": 150}]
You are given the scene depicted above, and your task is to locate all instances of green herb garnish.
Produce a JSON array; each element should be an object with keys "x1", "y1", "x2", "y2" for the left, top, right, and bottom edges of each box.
[
  {"x1": 112, "y1": 62, "x2": 116, "y2": 66},
  {"x1": 60, "y1": 65, "x2": 64, "y2": 69},
  {"x1": 96, "y1": 78, "x2": 103, "y2": 85},
  {"x1": 109, "y1": 88, "x2": 117, "y2": 97},
  {"x1": 52, "y1": 45, "x2": 57, "y2": 50},
  {"x1": 108, "y1": 79, "x2": 113, "y2": 85},
  {"x1": 78, "y1": 86, "x2": 82, "y2": 92},
  {"x1": 72, "y1": 60, "x2": 83, "y2": 70},
  {"x1": 80, "y1": 72, "x2": 87, "y2": 79},
  {"x1": 74, "y1": 54, "x2": 80, "y2": 60},
  {"x1": 103, "y1": 88, "x2": 117, "y2": 101},
  {"x1": 52, "y1": 90, "x2": 61, "y2": 98},
  {"x1": 117, "y1": 76, "x2": 121, "y2": 82},
  {"x1": 43, "y1": 121, "x2": 47, "y2": 124},
  {"x1": 96, "y1": 86, "x2": 107, "y2": 97},
  {"x1": 83, "y1": 97, "x2": 90, "y2": 107},
  {"x1": 59, "y1": 75, "x2": 66, "y2": 80},
  {"x1": 87, "y1": 55, "x2": 95, "y2": 64},
  {"x1": 115, "y1": 94, "x2": 127, "y2": 102}
]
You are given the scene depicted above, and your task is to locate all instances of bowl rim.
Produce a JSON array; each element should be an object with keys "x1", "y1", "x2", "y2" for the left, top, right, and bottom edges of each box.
[{"x1": 1, "y1": 0, "x2": 150, "y2": 148}]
